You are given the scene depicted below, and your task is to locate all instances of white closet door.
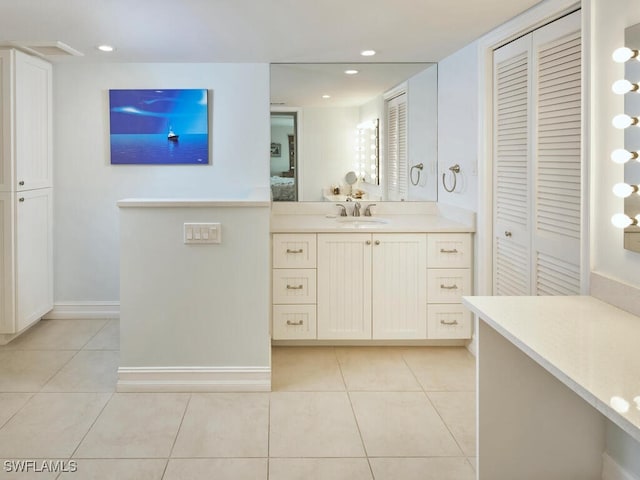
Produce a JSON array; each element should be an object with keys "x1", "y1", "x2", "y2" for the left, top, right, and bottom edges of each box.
[
  {"x1": 532, "y1": 11, "x2": 582, "y2": 295},
  {"x1": 386, "y1": 93, "x2": 408, "y2": 201},
  {"x1": 493, "y1": 35, "x2": 532, "y2": 296}
]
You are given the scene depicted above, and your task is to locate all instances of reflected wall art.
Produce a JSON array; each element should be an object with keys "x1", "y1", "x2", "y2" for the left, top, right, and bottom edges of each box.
[{"x1": 109, "y1": 89, "x2": 209, "y2": 165}]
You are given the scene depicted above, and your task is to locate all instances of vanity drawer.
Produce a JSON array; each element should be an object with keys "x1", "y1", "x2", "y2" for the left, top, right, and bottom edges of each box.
[
  {"x1": 273, "y1": 305, "x2": 317, "y2": 340},
  {"x1": 427, "y1": 234, "x2": 472, "y2": 268},
  {"x1": 273, "y1": 234, "x2": 317, "y2": 269},
  {"x1": 427, "y1": 304, "x2": 472, "y2": 339},
  {"x1": 273, "y1": 269, "x2": 317, "y2": 304},
  {"x1": 427, "y1": 268, "x2": 471, "y2": 303}
]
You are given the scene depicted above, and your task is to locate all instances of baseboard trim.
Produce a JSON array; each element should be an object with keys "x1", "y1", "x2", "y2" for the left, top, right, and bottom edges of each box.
[
  {"x1": 603, "y1": 453, "x2": 640, "y2": 480},
  {"x1": 117, "y1": 366, "x2": 271, "y2": 392},
  {"x1": 43, "y1": 302, "x2": 120, "y2": 320}
]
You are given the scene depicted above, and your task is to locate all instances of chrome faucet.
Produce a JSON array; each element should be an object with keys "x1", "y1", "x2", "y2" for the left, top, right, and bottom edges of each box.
[
  {"x1": 336, "y1": 204, "x2": 348, "y2": 217},
  {"x1": 364, "y1": 204, "x2": 376, "y2": 217},
  {"x1": 353, "y1": 202, "x2": 361, "y2": 217}
]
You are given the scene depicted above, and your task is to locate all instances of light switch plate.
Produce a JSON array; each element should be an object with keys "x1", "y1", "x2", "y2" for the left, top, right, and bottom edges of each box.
[{"x1": 184, "y1": 223, "x2": 221, "y2": 244}]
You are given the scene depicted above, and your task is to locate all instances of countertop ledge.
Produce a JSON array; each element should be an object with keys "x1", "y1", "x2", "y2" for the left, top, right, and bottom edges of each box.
[
  {"x1": 463, "y1": 295, "x2": 640, "y2": 443},
  {"x1": 118, "y1": 198, "x2": 271, "y2": 208},
  {"x1": 270, "y1": 214, "x2": 475, "y2": 233}
]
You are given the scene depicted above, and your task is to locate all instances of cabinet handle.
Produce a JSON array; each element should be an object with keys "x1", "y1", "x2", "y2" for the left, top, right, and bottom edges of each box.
[
  {"x1": 18, "y1": 197, "x2": 24, "y2": 203},
  {"x1": 374, "y1": 240, "x2": 380, "y2": 245},
  {"x1": 440, "y1": 248, "x2": 458, "y2": 254},
  {"x1": 366, "y1": 240, "x2": 371, "y2": 245},
  {"x1": 505, "y1": 231, "x2": 512, "y2": 237},
  {"x1": 440, "y1": 319, "x2": 459, "y2": 326},
  {"x1": 286, "y1": 320, "x2": 304, "y2": 326},
  {"x1": 440, "y1": 284, "x2": 458, "y2": 290},
  {"x1": 286, "y1": 284, "x2": 303, "y2": 290},
  {"x1": 18, "y1": 181, "x2": 25, "y2": 186},
  {"x1": 286, "y1": 248, "x2": 304, "y2": 254}
]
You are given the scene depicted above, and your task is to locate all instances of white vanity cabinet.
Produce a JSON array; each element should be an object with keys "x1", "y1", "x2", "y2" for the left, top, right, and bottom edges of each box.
[
  {"x1": 426, "y1": 234, "x2": 472, "y2": 339},
  {"x1": 317, "y1": 233, "x2": 427, "y2": 340},
  {"x1": 0, "y1": 49, "x2": 53, "y2": 343}
]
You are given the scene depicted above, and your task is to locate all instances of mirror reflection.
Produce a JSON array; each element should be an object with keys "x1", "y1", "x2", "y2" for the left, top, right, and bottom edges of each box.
[
  {"x1": 270, "y1": 63, "x2": 438, "y2": 202},
  {"x1": 624, "y1": 24, "x2": 640, "y2": 252}
]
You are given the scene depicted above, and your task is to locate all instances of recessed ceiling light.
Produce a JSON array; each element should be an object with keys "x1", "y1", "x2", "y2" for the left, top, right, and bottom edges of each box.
[
  {"x1": 360, "y1": 50, "x2": 376, "y2": 57},
  {"x1": 344, "y1": 69, "x2": 359, "y2": 75},
  {"x1": 322, "y1": 94, "x2": 331, "y2": 99},
  {"x1": 97, "y1": 45, "x2": 115, "y2": 52}
]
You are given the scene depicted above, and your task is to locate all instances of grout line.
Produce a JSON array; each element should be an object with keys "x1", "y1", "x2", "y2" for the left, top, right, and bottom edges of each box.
[
  {"x1": 165, "y1": 393, "x2": 193, "y2": 458},
  {"x1": 0, "y1": 392, "x2": 36, "y2": 430},
  {"x1": 68, "y1": 391, "x2": 115, "y2": 459}
]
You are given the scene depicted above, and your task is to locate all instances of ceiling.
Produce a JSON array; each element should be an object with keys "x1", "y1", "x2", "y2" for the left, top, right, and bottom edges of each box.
[{"x1": 0, "y1": 0, "x2": 542, "y2": 63}]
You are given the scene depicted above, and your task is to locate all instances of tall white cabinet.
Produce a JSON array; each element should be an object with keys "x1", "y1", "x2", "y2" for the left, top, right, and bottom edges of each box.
[
  {"x1": 0, "y1": 49, "x2": 53, "y2": 343},
  {"x1": 493, "y1": 11, "x2": 582, "y2": 296}
]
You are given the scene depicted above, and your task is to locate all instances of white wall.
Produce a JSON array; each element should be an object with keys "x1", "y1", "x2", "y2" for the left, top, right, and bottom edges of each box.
[
  {"x1": 53, "y1": 63, "x2": 270, "y2": 303},
  {"x1": 407, "y1": 64, "x2": 438, "y2": 201},
  {"x1": 437, "y1": 41, "x2": 480, "y2": 208},
  {"x1": 299, "y1": 106, "x2": 359, "y2": 200}
]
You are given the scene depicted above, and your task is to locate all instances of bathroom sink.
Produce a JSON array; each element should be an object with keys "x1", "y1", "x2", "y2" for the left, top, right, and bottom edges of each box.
[{"x1": 336, "y1": 217, "x2": 389, "y2": 228}]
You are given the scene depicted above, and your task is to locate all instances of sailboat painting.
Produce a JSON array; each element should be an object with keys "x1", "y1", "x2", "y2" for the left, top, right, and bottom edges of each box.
[{"x1": 109, "y1": 89, "x2": 209, "y2": 164}]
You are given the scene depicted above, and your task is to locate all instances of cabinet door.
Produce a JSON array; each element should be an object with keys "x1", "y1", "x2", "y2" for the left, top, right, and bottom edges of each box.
[
  {"x1": 16, "y1": 188, "x2": 53, "y2": 331},
  {"x1": 317, "y1": 234, "x2": 371, "y2": 339},
  {"x1": 372, "y1": 233, "x2": 427, "y2": 339},
  {"x1": 15, "y1": 51, "x2": 52, "y2": 191},
  {"x1": 0, "y1": 193, "x2": 15, "y2": 333}
]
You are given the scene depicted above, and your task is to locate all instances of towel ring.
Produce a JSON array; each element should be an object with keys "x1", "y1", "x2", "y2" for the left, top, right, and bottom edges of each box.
[
  {"x1": 410, "y1": 163, "x2": 424, "y2": 186},
  {"x1": 442, "y1": 164, "x2": 461, "y2": 193}
]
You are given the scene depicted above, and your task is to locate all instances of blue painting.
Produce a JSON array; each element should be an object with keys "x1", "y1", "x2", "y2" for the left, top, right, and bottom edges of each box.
[{"x1": 109, "y1": 89, "x2": 209, "y2": 165}]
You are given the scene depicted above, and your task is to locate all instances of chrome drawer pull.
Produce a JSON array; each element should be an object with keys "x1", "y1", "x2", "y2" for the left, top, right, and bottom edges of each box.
[
  {"x1": 440, "y1": 284, "x2": 458, "y2": 290},
  {"x1": 286, "y1": 248, "x2": 304, "y2": 254},
  {"x1": 440, "y1": 319, "x2": 459, "y2": 326},
  {"x1": 286, "y1": 320, "x2": 304, "y2": 326},
  {"x1": 286, "y1": 284, "x2": 304, "y2": 290},
  {"x1": 440, "y1": 248, "x2": 458, "y2": 254}
]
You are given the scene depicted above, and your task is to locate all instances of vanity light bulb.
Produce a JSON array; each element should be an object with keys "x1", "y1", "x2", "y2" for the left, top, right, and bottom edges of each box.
[
  {"x1": 611, "y1": 213, "x2": 634, "y2": 228},
  {"x1": 370, "y1": 154, "x2": 376, "y2": 160},
  {"x1": 611, "y1": 149, "x2": 636, "y2": 164},
  {"x1": 612, "y1": 79, "x2": 636, "y2": 95},
  {"x1": 371, "y1": 173, "x2": 377, "y2": 179},
  {"x1": 612, "y1": 183, "x2": 635, "y2": 198},
  {"x1": 612, "y1": 114, "x2": 637, "y2": 129},
  {"x1": 612, "y1": 47, "x2": 637, "y2": 63}
]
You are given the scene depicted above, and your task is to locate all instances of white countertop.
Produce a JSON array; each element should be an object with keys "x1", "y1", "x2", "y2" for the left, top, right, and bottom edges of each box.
[
  {"x1": 270, "y1": 214, "x2": 475, "y2": 233},
  {"x1": 463, "y1": 295, "x2": 640, "y2": 443},
  {"x1": 118, "y1": 198, "x2": 271, "y2": 208}
]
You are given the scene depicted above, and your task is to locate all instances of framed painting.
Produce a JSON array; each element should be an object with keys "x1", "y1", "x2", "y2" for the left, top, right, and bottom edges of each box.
[
  {"x1": 271, "y1": 142, "x2": 281, "y2": 157},
  {"x1": 109, "y1": 89, "x2": 209, "y2": 165}
]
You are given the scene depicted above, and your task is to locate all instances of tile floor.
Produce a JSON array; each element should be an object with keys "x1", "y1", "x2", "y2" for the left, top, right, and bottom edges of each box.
[{"x1": 0, "y1": 319, "x2": 476, "y2": 479}]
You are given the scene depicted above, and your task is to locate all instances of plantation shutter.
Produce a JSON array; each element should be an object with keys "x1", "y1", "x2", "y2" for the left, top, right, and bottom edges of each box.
[{"x1": 386, "y1": 93, "x2": 408, "y2": 201}]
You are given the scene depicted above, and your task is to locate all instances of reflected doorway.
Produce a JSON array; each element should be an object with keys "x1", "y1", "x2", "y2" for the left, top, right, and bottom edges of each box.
[{"x1": 270, "y1": 112, "x2": 298, "y2": 201}]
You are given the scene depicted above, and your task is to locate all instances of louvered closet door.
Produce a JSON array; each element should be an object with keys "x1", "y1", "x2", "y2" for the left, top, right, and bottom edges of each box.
[
  {"x1": 493, "y1": 35, "x2": 532, "y2": 296},
  {"x1": 386, "y1": 93, "x2": 408, "y2": 201},
  {"x1": 532, "y1": 11, "x2": 582, "y2": 295}
]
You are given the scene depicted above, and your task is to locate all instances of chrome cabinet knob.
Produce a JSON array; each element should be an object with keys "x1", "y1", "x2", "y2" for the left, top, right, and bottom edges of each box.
[
  {"x1": 366, "y1": 240, "x2": 371, "y2": 245},
  {"x1": 374, "y1": 240, "x2": 380, "y2": 245}
]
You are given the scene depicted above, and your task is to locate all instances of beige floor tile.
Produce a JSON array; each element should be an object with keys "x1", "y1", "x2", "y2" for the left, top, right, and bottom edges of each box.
[
  {"x1": 84, "y1": 320, "x2": 120, "y2": 350},
  {"x1": 336, "y1": 347, "x2": 422, "y2": 391},
  {"x1": 369, "y1": 457, "x2": 475, "y2": 480},
  {"x1": 0, "y1": 393, "x2": 33, "y2": 427},
  {"x1": 172, "y1": 393, "x2": 269, "y2": 457},
  {"x1": 0, "y1": 350, "x2": 76, "y2": 392},
  {"x1": 0, "y1": 460, "x2": 63, "y2": 479},
  {"x1": 164, "y1": 459, "x2": 267, "y2": 480},
  {"x1": 402, "y1": 347, "x2": 476, "y2": 392},
  {"x1": 269, "y1": 458, "x2": 373, "y2": 480},
  {"x1": 1, "y1": 319, "x2": 107, "y2": 350},
  {"x1": 428, "y1": 391, "x2": 476, "y2": 457},
  {"x1": 270, "y1": 392, "x2": 365, "y2": 457},
  {"x1": 350, "y1": 392, "x2": 461, "y2": 457},
  {"x1": 58, "y1": 459, "x2": 166, "y2": 479},
  {"x1": 74, "y1": 393, "x2": 189, "y2": 458},
  {"x1": 0, "y1": 393, "x2": 110, "y2": 458},
  {"x1": 467, "y1": 456, "x2": 477, "y2": 471},
  {"x1": 272, "y1": 347, "x2": 345, "y2": 391},
  {"x1": 42, "y1": 350, "x2": 119, "y2": 392}
]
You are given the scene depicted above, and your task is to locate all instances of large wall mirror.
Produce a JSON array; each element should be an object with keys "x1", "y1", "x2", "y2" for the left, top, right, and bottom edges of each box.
[
  {"x1": 624, "y1": 24, "x2": 640, "y2": 252},
  {"x1": 270, "y1": 63, "x2": 438, "y2": 202}
]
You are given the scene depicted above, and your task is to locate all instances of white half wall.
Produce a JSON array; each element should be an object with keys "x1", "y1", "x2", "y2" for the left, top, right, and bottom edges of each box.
[{"x1": 53, "y1": 63, "x2": 270, "y2": 303}]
